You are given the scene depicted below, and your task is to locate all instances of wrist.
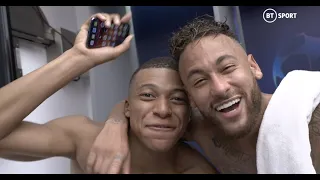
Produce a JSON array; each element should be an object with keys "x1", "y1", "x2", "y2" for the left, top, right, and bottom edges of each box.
[
  {"x1": 106, "y1": 116, "x2": 128, "y2": 125},
  {"x1": 103, "y1": 117, "x2": 129, "y2": 134},
  {"x1": 66, "y1": 47, "x2": 95, "y2": 70}
]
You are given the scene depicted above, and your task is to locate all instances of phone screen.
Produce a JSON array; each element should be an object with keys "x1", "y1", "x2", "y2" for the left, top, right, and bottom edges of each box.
[{"x1": 86, "y1": 17, "x2": 130, "y2": 48}]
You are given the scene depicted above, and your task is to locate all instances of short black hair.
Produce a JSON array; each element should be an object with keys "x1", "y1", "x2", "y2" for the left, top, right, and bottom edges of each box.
[
  {"x1": 129, "y1": 56, "x2": 179, "y2": 87},
  {"x1": 169, "y1": 14, "x2": 237, "y2": 62}
]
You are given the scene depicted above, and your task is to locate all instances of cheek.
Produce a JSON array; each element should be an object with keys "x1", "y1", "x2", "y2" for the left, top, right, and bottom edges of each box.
[
  {"x1": 129, "y1": 114, "x2": 142, "y2": 135},
  {"x1": 232, "y1": 70, "x2": 255, "y2": 92},
  {"x1": 129, "y1": 102, "x2": 151, "y2": 131},
  {"x1": 174, "y1": 106, "x2": 190, "y2": 129},
  {"x1": 188, "y1": 86, "x2": 212, "y2": 108}
]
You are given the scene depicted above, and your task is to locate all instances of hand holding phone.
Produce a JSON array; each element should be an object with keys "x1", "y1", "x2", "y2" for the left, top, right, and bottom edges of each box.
[
  {"x1": 72, "y1": 13, "x2": 133, "y2": 67},
  {"x1": 86, "y1": 16, "x2": 130, "y2": 48}
]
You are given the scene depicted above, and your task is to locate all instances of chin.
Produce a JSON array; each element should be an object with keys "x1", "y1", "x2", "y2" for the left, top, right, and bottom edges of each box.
[
  {"x1": 147, "y1": 139, "x2": 177, "y2": 152},
  {"x1": 223, "y1": 128, "x2": 250, "y2": 139},
  {"x1": 220, "y1": 118, "x2": 252, "y2": 139}
]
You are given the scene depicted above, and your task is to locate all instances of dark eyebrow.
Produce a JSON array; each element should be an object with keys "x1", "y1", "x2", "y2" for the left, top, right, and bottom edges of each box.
[
  {"x1": 138, "y1": 83, "x2": 158, "y2": 90},
  {"x1": 216, "y1": 54, "x2": 237, "y2": 66},
  {"x1": 187, "y1": 55, "x2": 237, "y2": 80},
  {"x1": 138, "y1": 84, "x2": 186, "y2": 95},
  {"x1": 187, "y1": 69, "x2": 206, "y2": 80}
]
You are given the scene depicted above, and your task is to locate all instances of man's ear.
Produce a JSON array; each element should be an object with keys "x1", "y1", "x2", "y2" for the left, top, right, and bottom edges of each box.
[
  {"x1": 247, "y1": 54, "x2": 263, "y2": 80},
  {"x1": 124, "y1": 100, "x2": 130, "y2": 118}
]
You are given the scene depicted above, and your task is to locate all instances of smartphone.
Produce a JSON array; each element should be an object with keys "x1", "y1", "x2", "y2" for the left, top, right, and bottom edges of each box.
[{"x1": 86, "y1": 17, "x2": 130, "y2": 48}]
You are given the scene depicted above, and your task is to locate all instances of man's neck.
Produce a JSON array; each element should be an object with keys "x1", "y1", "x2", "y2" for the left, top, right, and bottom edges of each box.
[
  {"x1": 231, "y1": 93, "x2": 273, "y2": 153},
  {"x1": 210, "y1": 93, "x2": 273, "y2": 154},
  {"x1": 128, "y1": 130, "x2": 179, "y2": 174}
]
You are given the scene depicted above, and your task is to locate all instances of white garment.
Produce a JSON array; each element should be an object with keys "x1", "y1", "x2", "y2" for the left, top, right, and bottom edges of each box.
[{"x1": 256, "y1": 70, "x2": 320, "y2": 174}]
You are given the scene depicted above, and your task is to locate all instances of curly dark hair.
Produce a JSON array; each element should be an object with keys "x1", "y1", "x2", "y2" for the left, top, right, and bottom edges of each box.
[{"x1": 169, "y1": 14, "x2": 238, "y2": 62}]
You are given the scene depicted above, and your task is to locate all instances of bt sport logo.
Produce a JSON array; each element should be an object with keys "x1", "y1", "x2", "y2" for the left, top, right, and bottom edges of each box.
[{"x1": 263, "y1": 8, "x2": 297, "y2": 23}]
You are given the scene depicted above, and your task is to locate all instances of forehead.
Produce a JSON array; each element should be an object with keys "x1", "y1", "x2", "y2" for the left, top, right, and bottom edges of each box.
[
  {"x1": 179, "y1": 35, "x2": 243, "y2": 66},
  {"x1": 132, "y1": 68, "x2": 184, "y2": 90}
]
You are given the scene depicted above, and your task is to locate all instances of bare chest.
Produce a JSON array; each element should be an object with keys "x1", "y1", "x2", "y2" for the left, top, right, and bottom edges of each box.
[{"x1": 194, "y1": 136, "x2": 257, "y2": 174}]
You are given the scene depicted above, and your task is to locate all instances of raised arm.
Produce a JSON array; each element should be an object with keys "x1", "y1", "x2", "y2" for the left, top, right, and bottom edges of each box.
[
  {"x1": 0, "y1": 12, "x2": 133, "y2": 141},
  {"x1": 0, "y1": 46, "x2": 89, "y2": 140}
]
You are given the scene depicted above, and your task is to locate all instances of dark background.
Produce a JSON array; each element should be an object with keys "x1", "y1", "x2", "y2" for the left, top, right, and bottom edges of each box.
[
  {"x1": 131, "y1": 6, "x2": 214, "y2": 65},
  {"x1": 240, "y1": 6, "x2": 320, "y2": 93}
]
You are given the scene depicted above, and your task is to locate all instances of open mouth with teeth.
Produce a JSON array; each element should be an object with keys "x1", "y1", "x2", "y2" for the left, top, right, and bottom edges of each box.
[
  {"x1": 146, "y1": 125, "x2": 176, "y2": 131},
  {"x1": 215, "y1": 98, "x2": 241, "y2": 113}
]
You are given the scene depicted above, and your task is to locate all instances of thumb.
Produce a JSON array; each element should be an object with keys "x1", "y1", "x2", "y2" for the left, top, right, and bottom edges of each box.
[
  {"x1": 120, "y1": 12, "x2": 132, "y2": 23},
  {"x1": 111, "y1": 35, "x2": 134, "y2": 57}
]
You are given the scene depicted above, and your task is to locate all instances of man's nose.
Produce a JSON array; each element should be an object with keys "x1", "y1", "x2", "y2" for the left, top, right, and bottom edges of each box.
[
  {"x1": 210, "y1": 74, "x2": 231, "y2": 95},
  {"x1": 153, "y1": 97, "x2": 172, "y2": 119}
]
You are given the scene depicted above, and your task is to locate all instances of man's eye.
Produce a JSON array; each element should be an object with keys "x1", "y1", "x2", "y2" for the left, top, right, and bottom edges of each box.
[
  {"x1": 194, "y1": 78, "x2": 206, "y2": 87},
  {"x1": 141, "y1": 93, "x2": 153, "y2": 97},
  {"x1": 140, "y1": 93, "x2": 155, "y2": 100}
]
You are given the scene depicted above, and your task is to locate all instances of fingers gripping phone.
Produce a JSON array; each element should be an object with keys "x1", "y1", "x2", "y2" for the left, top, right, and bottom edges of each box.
[{"x1": 86, "y1": 17, "x2": 130, "y2": 48}]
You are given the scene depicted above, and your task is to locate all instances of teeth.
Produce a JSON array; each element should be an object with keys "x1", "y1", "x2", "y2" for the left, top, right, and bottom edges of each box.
[
  {"x1": 154, "y1": 125, "x2": 171, "y2": 128},
  {"x1": 216, "y1": 98, "x2": 240, "y2": 111}
]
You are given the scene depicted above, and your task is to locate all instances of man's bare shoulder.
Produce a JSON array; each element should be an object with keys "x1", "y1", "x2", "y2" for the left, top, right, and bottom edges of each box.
[
  {"x1": 176, "y1": 142, "x2": 218, "y2": 174},
  {"x1": 66, "y1": 116, "x2": 105, "y2": 173},
  {"x1": 59, "y1": 115, "x2": 103, "y2": 140},
  {"x1": 309, "y1": 103, "x2": 320, "y2": 173},
  {"x1": 73, "y1": 118, "x2": 104, "y2": 149}
]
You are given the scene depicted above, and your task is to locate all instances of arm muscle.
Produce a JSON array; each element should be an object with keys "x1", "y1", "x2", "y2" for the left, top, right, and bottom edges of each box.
[{"x1": 0, "y1": 115, "x2": 91, "y2": 161}]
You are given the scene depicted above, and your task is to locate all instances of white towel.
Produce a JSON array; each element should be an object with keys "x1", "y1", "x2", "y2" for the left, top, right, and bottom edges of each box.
[{"x1": 256, "y1": 70, "x2": 320, "y2": 174}]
